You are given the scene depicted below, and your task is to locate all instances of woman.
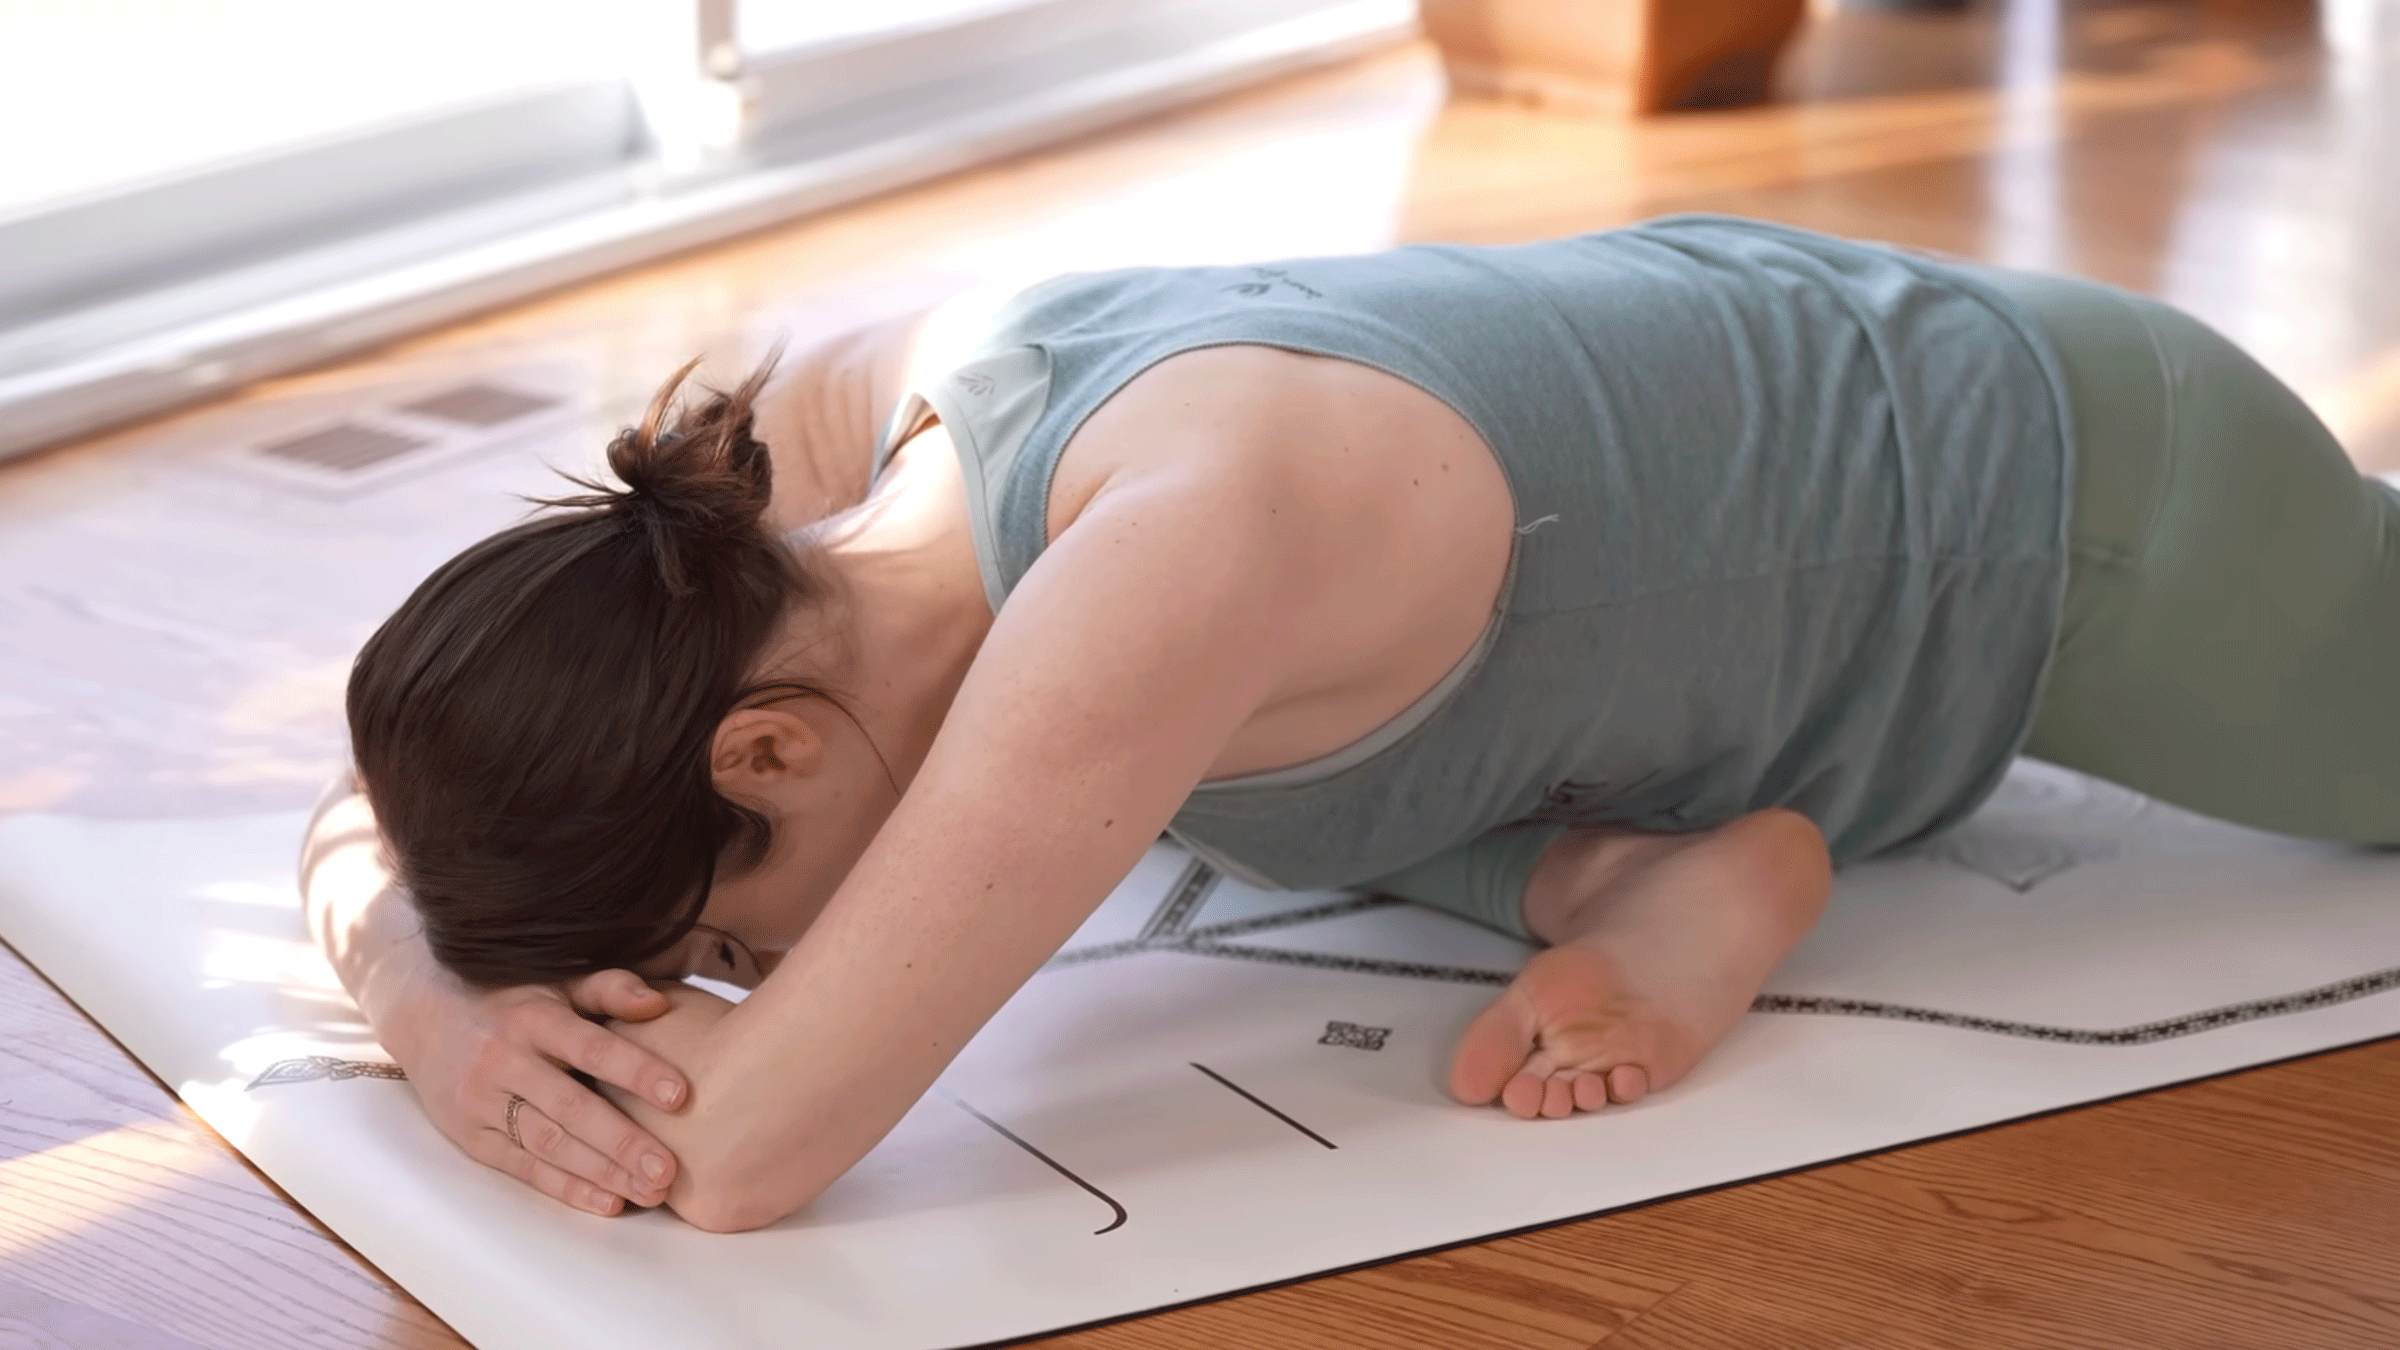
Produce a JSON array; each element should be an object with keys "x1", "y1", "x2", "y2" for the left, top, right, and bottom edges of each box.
[{"x1": 301, "y1": 215, "x2": 2400, "y2": 1232}]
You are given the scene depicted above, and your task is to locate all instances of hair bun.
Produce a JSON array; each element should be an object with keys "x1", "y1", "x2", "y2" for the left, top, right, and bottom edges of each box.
[{"x1": 543, "y1": 353, "x2": 781, "y2": 596}]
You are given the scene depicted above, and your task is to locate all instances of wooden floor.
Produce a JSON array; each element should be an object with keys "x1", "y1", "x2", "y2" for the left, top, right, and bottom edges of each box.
[{"x1": 5, "y1": 2, "x2": 2400, "y2": 1346}]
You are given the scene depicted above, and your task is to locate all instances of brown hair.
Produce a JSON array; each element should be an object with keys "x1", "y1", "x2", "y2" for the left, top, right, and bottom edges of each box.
[{"x1": 347, "y1": 356, "x2": 831, "y2": 987}]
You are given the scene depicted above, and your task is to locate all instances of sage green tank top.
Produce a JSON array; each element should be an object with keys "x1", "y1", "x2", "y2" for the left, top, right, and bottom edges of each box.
[{"x1": 873, "y1": 216, "x2": 2076, "y2": 888}]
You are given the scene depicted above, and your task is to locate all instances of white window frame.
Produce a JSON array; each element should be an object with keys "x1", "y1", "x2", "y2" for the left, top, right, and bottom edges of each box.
[{"x1": 0, "y1": 0, "x2": 1414, "y2": 462}]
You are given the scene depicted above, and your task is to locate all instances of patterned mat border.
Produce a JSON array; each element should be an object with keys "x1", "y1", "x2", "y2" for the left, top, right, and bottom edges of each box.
[{"x1": 1043, "y1": 861, "x2": 2400, "y2": 1049}]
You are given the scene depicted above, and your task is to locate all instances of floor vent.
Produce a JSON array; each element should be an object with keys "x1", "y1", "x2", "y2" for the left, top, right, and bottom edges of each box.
[
  {"x1": 255, "y1": 422, "x2": 432, "y2": 474},
  {"x1": 227, "y1": 374, "x2": 575, "y2": 495}
]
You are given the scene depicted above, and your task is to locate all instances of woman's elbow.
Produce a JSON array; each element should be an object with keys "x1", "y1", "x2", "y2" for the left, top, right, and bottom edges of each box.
[
  {"x1": 669, "y1": 1188, "x2": 779, "y2": 1234},
  {"x1": 667, "y1": 1155, "x2": 828, "y2": 1233}
]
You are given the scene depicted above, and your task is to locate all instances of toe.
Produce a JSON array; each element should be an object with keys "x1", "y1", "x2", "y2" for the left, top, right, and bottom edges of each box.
[
  {"x1": 1450, "y1": 990, "x2": 1538, "y2": 1106},
  {"x1": 1607, "y1": 1064, "x2": 1650, "y2": 1104},
  {"x1": 1540, "y1": 1075, "x2": 1575, "y2": 1119},
  {"x1": 1571, "y1": 1072, "x2": 1609, "y2": 1112},
  {"x1": 1501, "y1": 1071, "x2": 1546, "y2": 1119}
]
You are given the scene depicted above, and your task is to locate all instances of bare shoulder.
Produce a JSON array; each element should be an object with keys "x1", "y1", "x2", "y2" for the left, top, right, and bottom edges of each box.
[
  {"x1": 753, "y1": 278, "x2": 1063, "y2": 527},
  {"x1": 1043, "y1": 344, "x2": 1516, "y2": 778},
  {"x1": 753, "y1": 316, "x2": 921, "y2": 527},
  {"x1": 1046, "y1": 344, "x2": 1505, "y2": 535}
]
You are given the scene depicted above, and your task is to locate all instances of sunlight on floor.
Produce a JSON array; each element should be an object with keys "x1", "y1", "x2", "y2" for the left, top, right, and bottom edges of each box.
[{"x1": 0, "y1": 1122, "x2": 190, "y2": 1261}]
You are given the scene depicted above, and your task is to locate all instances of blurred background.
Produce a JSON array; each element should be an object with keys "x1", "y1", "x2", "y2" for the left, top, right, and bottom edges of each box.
[
  {"x1": 0, "y1": 0, "x2": 1412, "y2": 458},
  {"x1": 3, "y1": 0, "x2": 2394, "y2": 469}
]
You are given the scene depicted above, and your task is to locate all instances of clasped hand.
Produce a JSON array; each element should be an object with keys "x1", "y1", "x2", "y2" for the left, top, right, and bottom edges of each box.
[{"x1": 387, "y1": 966, "x2": 690, "y2": 1216}]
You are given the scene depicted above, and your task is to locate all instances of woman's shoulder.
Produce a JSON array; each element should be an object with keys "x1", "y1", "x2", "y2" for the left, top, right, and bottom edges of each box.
[{"x1": 1050, "y1": 345, "x2": 1464, "y2": 519}]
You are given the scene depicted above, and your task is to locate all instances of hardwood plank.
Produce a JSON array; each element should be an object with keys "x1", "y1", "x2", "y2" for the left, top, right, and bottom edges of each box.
[
  {"x1": 1582, "y1": 1042, "x2": 2400, "y2": 1349},
  {"x1": 0, "y1": 1275, "x2": 219, "y2": 1350},
  {"x1": 1050, "y1": 1244, "x2": 1680, "y2": 1350},
  {"x1": 0, "y1": 942, "x2": 467, "y2": 1350}
]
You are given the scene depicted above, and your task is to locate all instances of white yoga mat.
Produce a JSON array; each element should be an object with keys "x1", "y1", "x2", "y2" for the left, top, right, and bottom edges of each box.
[
  {"x1": 4, "y1": 366, "x2": 2397, "y2": 1350},
  {"x1": 3, "y1": 788, "x2": 2400, "y2": 1349}
]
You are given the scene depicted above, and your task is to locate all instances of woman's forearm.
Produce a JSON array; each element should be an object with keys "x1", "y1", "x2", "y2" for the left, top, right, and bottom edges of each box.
[
  {"x1": 593, "y1": 982, "x2": 739, "y2": 1220},
  {"x1": 298, "y1": 774, "x2": 443, "y2": 1044}
]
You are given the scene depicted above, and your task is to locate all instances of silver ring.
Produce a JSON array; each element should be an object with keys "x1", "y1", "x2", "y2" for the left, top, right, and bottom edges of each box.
[{"x1": 504, "y1": 1092, "x2": 528, "y2": 1149}]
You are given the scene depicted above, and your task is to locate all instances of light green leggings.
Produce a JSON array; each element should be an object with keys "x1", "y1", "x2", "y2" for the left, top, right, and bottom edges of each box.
[{"x1": 1370, "y1": 270, "x2": 2400, "y2": 939}]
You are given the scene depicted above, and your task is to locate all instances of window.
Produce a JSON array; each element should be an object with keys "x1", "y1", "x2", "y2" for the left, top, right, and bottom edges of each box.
[{"x1": 0, "y1": 0, "x2": 1413, "y2": 461}]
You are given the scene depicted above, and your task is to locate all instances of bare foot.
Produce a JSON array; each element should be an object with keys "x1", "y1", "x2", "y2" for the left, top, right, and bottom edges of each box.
[{"x1": 1449, "y1": 809, "x2": 1831, "y2": 1119}]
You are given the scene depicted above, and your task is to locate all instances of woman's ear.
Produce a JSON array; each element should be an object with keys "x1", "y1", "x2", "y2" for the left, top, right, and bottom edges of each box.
[{"x1": 709, "y1": 707, "x2": 824, "y2": 798}]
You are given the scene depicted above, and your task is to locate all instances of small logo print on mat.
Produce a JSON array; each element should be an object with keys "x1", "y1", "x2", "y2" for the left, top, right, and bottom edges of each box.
[
  {"x1": 1318, "y1": 1021, "x2": 1390, "y2": 1051},
  {"x1": 246, "y1": 1056, "x2": 408, "y2": 1089}
]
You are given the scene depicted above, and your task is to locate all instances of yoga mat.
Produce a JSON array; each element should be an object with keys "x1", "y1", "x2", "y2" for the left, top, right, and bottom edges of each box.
[
  {"x1": 4, "y1": 366, "x2": 2397, "y2": 1350},
  {"x1": 4, "y1": 789, "x2": 2400, "y2": 1349}
]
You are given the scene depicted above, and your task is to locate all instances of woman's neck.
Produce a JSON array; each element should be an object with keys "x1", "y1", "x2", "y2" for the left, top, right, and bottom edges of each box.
[{"x1": 787, "y1": 424, "x2": 991, "y2": 792}]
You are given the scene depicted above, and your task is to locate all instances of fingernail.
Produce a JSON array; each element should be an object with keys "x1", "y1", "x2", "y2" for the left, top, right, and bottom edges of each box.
[
  {"x1": 592, "y1": 1193, "x2": 621, "y2": 1217},
  {"x1": 654, "y1": 1079, "x2": 682, "y2": 1108},
  {"x1": 642, "y1": 1154, "x2": 668, "y2": 1182}
]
